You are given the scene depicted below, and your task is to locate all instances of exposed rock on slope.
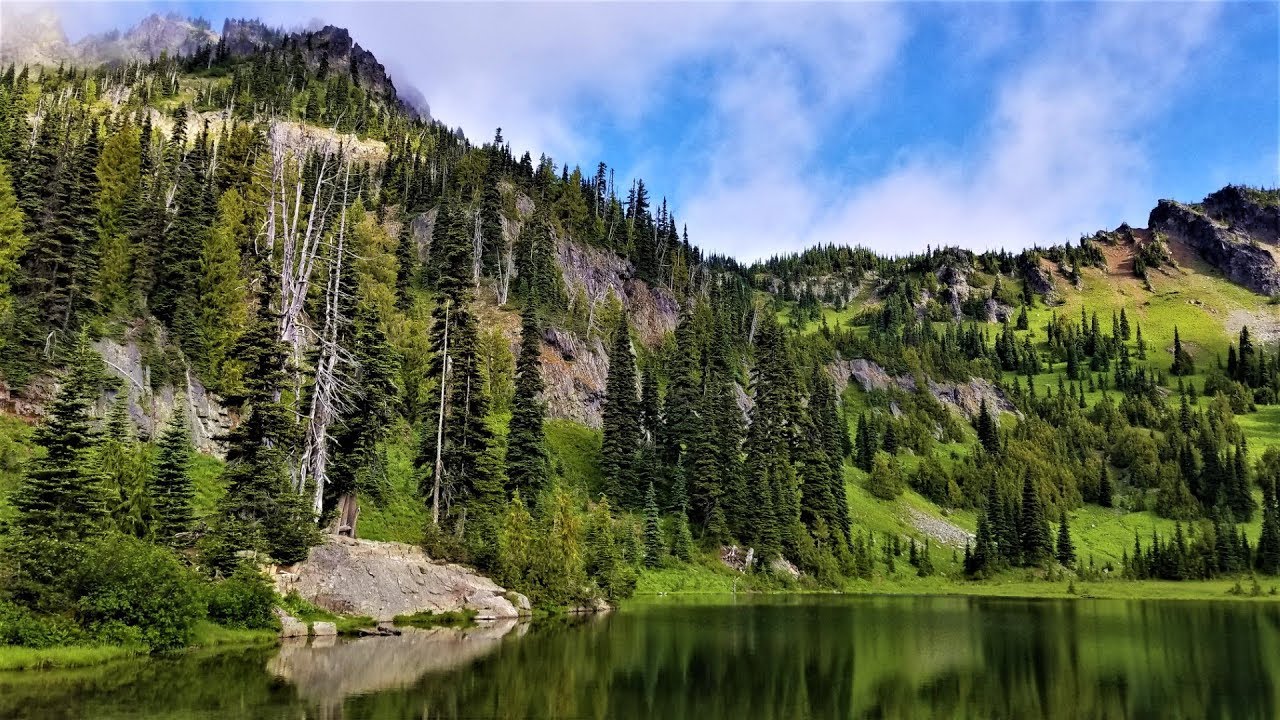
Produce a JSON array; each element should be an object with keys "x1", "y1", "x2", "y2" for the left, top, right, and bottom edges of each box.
[
  {"x1": 829, "y1": 357, "x2": 1018, "y2": 419},
  {"x1": 1150, "y1": 198, "x2": 1280, "y2": 297},
  {"x1": 273, "y1": 535, "x2": 531, "y2": 621},
  {"x1": 1, "y1": 336, "x2": 233, "y2": 456}
]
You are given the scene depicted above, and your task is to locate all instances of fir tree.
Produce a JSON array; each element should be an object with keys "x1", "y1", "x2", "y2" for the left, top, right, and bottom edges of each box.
[
  {"x1": 152, "y1": 413, "x2": 195, "y2": 548},
  {"x1": 7, "y1": 334, "x2": 107, "y2": 597},
  {"x1": 601, "y1": 319, "x2": 641, "y2": 508},
  {"x1": 644, "y1": 482, "x2": 663, "y2": 568},
  {"x1": 1055, "y1": 509, "x2": 1076, "y2": 566},
  {"x1": 1018, "y1": 472, "x2": 1052, "y2": 566},
  {"x1": 507, "y1": 307, "x2": 550, "y2": 497}
]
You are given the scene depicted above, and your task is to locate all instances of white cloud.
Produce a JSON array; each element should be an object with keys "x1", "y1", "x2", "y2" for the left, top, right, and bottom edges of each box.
[
  {"x1": 789, "y1": 3, "x2": 1223, "y2": 259},
  {"x1": 5, "y1": 2, "x2": 1235, "y2": 261}
]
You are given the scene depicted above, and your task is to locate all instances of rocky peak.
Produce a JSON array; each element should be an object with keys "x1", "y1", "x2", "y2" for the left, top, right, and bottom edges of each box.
[
  {"x1": 219, "y1": 18, "x2": 281, "y2": 57},
  {"x1": 1199, "y1": 185, "x2": 1280, "y2": 244},
  {"x1": 1150, "y1": 197, "x2": 1280, "y2": 297}
]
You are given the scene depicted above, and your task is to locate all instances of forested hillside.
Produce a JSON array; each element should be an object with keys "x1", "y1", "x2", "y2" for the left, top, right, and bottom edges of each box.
[{"x1": 0, "y1": 14, "x2": 1278, "y2": 654}]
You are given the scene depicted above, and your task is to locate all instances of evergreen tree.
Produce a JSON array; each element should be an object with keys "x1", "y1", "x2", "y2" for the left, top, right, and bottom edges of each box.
[
  {"x1": 668, "y1": 475, "x2": 695, "y2": 562},
  {"x1": 196, "y1": 188, "x2": 250, "y2": 392},
  {"x1": 742, "y1": 317, "x2": 799, "y2": 558},
  {"x1": 204, "y1": 273, "x2": 315, "y2": 574},
  {"x1": 7, "y1": 334, "x2": 107, "y2": 598},
  {"x1": 98, "y1": 394, "x2": 151, "y2": 538},
  {"x1": 0, "y1": 160, "x2": 27, "y2": 344},
  {"x1": 1055, "y1": 509, "x2": 1076, "y2": 566},
  {"x1": 1018, "y1": 472, "x2": 1052, "y2": 566},
  {"x1": 601, "y1": 319, "x2": 641, "y2": 507},
  {"x1": 643, "y1": 482, "x2": 663, "y2": 568},
  {"x1": 94, "y1": 119, "x2": 142, "y2": 317},
  {"x1": 152, "y1": 413, "x2": 195, "y2": 548},
  {"x1": 507, "y1": 306, "x2": 550, "y2": 497}
]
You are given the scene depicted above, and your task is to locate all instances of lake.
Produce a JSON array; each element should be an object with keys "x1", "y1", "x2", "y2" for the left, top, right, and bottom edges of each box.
[{"x1": 3, "y1": 595, "x2": 1278, "y2": 719}]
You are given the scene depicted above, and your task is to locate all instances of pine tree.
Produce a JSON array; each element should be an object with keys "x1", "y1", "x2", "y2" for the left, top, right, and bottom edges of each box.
[
  {"x1": 601, "y1": 319, "x2": 641, "y2": 508},
  {"x1": 855, "y1": 414, "x2": 877, "y2": 472},
  {"x1": 152, "y1": 413, "x2": 195, "y2": 548},
  {"x1": 1018, "y1": 472, "x2": 1052, "y2": 566},
  {"x1": 1098, "y1": 467, "x2": 1114, "y2": 508},
  {"x1": 417, "y1": 200, "x2": 502, "y2": 533},
  {"x1": 644, "y1": 482, "x2": 663, "y2": 568},
  {"x1": 1256, "y1": 478, "x2": 1280, "y2": 575},
  {"x1": 94, "y1": 119, "x2": 142, "y2": 317},
  {"x1": 976, "y1": 399, "x2": 1000, "y2": 455},
  {"x1": 203, "y1": 272, "x2": 314, "y2": 574},
  {"x1": 742, "y1": 317, "x2": 799, "y2": 558},
  {"x1": 669, "y1": 474, "x2": 695, "y2": 562},
  {"x1": 7, "y1": 334, "x2": 107, "y2": 596},
  {"x1": 196, "y1": 188, "x2": 250, "y2": 392},
  {"x1": 99, "y1": 394, "x2": 151, "y2": 538},
  {"x1": 507, "y1": 306, "x2": 549, "y2": 497},
  {"x1": 1055, "y1": 509, "x2": 1076, "y2": 566},
  {"x1": 0, "y1": 160, "x2": 27, "y2": 343}
]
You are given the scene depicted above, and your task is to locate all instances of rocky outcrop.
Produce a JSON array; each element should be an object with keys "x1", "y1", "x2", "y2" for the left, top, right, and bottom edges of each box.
[
  {"x1": 93, "y1": 338, "x2": 232, "y2": 454},
  {"x1": 829, "y1": 357, "x2": 1018, "y2": 419},
  {"x1": 273, "y1": 535, "x2": 531, "y2": 622},
  {"x1": 556, "y1": 239, "x2": 679, "y2": 347},
  {"x1": 540, "y1": 328, "x2": 609, "y2": 428},
  {"x1": 539, "y1": 237, "x2": 680, "y2": 425},
  {"x1": 1200, "y1": 186, "x2": 1280, "y2": 244},
  {"x1": 1023, "y1": 264, "x2": 1059, "y2": 303},
  {"x1": 2, "y1": 336, "x2": 233, "y2": 455},
  {"x1": 0, "y1": 11, "x2": 216, "y2": 66},
  {"x1": 1150, "y1": 199, "x2": 1280, "y2": 296}
]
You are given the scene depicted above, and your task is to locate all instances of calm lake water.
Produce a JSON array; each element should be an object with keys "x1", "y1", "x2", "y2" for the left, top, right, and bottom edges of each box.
[{"x1": 3, "y1": 595, "x2": 1278, "y2": 719}]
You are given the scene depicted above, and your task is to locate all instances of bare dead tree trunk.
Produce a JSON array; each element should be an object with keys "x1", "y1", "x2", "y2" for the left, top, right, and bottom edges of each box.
[
  {"x1": 495, "y1": 218, "x2": 515, "y2": 305},
  {"x1": 298, "y1": 162, "x2": 354, "y2": 516},
  {"x1": 472, "y1": 208, "x2": 483, "y2": 289},
  {"x1": 432, "y1": 301, "x2": 451, "y2": 526}
]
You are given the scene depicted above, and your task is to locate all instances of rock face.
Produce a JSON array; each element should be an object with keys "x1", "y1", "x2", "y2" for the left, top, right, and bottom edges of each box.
[
  {"x1": 0, "y1": 10, "x2": 216, "y2": 66},
  {"x1": 93, "y1": 338, "x2": 232, "y2": 454},
  {"x1": 1201, "y1": 186, "x2": 1280, "y2": 244},
  {"x1": 273, "y1": 536, "x2": 530, "y2": 622},
  {"x1": 1150, "y1": 199, "x2": 1280, "y2": 296},
  {"x1": 829, "y1": 357, "x2": 1018, "y2": 419},
  {"x1": 539, "y1": 237, "x2": 680, "y2": 426},
  {"x1": 540, "y1": 328, "x2": 609, "y2": 428}
]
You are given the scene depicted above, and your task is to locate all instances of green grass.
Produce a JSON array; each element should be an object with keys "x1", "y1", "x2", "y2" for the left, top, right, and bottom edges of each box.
[
  {"x1": 0, "y1": 644, "x2": 139, "y2": 672},
  {"x1": 391, "y1": 608, "x2": 477, "y2": 629},
  {"x1": 357, "y1": 423, "x2": 429, "y2": 544},
  {"x1": 189, "y1": 621, "x2": 278, "y2": 648},
  {"x1": 547, "y1": 419, "x2": 603, "y2": 494},
  {"x1": 279, "y1": 592, "x2": 376, "y2": 635}
]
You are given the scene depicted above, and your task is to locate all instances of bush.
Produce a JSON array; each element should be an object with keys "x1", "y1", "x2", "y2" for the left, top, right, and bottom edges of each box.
[
  {"x1": 0, "y1": 601, "x2": 86, "y2": 648},
  {"x1": 206, "y1": 564, "x2": 280, "y2": 630},
  {"x1": 67, "y1": 535, "x2": 205, "y2": 651}
]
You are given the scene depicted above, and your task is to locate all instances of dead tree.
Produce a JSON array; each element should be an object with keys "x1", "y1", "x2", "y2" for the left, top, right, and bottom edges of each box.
[{"x1": 297, "y1": 162, "x2": 356, "y2": 515}]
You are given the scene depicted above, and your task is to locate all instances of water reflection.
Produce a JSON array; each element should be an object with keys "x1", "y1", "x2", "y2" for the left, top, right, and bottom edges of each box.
[
  {"x1": 1, "y1": 597, "x2": 1276, "y2": 719},
  {"x1": 268, "y1": 620, "x2": 526, "y2": 707}
]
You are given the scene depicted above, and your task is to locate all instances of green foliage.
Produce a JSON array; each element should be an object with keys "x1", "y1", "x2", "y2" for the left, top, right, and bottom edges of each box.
[
  {"x1": 507, "y1": 307, "x2": 550, "y2": 497},
  {"x1": 8, "y1": 334, "x2": 108, "y2": 599},
  {"x1": 204, "y1": 564, "x2": 279, "y2": 631},
  {"x1": 67, "y1": 534, "x2": 205, "y2": 651},
  {"x1": 867, "y1": 451, "x2": 904, "y2": 500},
  {"x1": 151, "y1": 414, "x2": 195, "y2": 547},
  {"x1": 601, "y1": 320, "x2": 641, "y2": 508}
]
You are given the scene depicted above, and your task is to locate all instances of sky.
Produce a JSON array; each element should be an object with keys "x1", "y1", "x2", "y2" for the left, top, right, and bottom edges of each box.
[{"x1": 9, "y1": 1, "x2": 1279, "y2": 261}]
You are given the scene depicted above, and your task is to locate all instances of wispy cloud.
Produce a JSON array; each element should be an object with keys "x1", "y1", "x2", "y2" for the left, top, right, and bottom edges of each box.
[{"x1": 4, "y1": 1, "x2": 1266, "y2": 262}]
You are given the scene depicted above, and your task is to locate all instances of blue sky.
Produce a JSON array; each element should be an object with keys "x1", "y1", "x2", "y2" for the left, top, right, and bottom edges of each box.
[{"x1": 15, "y1": 1, "x2": 1279, "y2": 261}]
